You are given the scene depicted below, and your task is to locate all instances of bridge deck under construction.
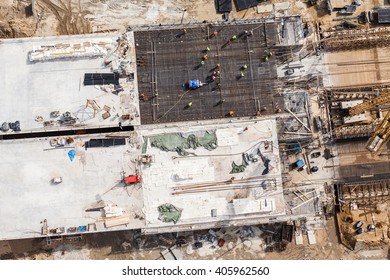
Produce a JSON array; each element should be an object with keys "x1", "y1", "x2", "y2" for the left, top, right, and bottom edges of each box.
[{"x1": 134, "y1": 22, "x2": 287, "y2": 124}]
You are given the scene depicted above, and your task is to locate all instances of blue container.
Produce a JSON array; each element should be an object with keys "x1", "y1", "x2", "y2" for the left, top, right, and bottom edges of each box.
[
  {"x1": 189, "y1": 79, "x2": 200, "y2": 89},
  {"x1": 295, "y1": 159, "x2": 305, "y2": 168},
  {"x1": 78, "y1": 226, "x2": 87, "y2": 232}
]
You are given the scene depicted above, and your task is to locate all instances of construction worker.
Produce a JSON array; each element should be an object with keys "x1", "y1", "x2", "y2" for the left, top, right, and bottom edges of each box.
[
  {"x1": 188, "y1": 102, "x2": 193, "y2": 107},
  {"x1": 211, "y1": 75, "x2": 216, "y2": 81},
  {"x1": 212, "y1": 71, "x2": 217, "y2": 75},
  {"x1": 202, "y1": 54, "x2": 208, "y2": 60},
  {"x1": 216, "y1": 63, "x2": 220, "y2": 68},
  {"x1": 269, "y1": 51, "x2": 273, "y2": 57},
  {"x1": 240, "y1": 71, "x2": 245, "y2": 77},
  {"x1": 219, "y1": 99, "x2": 225, "y2": 104},
  {"x1": 213, "y1": 31, "x2": 218, "y2": 37},
  {"x1": 243, "y1": 65, "x2": 248, "y2": 70},
  {"x1": 216, "y1": 70, "x2": 220, "y2": 75},
  {"x1": 229, "y1": 111, "x2": 235, "y2": 117},
  {"x1": 243, "y1": 30, "x2": 251, "y2": 38},
  {"x1": 205, "y1": 47, "x2": 211, "y2": 52},
  {"x1": 264, "y1": 56, "x2": 269, "y2": 62},
  {"x1": 200, "y1": 60, "x2": 205, "y2": 66},
  {"x1": 231, "y1": 35, "x2": 237, "y2": 40}
]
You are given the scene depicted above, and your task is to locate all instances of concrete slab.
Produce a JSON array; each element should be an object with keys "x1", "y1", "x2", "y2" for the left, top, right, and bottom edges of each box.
[
  {"x1": 307, "y1": 230, "x2": 317, "y2": 244},
  {"x1": 139, "y1": 118, "x2": 286, "y2": 233},
  {"x1": 0, "y1": 133, "x2": 144, "y2": 240},
  {"x1": 0, "y1": 32, "x2": 140, "y2": 135},
  {"x1": 324, "y1": 47, "x2": 390, "y2": 88}
]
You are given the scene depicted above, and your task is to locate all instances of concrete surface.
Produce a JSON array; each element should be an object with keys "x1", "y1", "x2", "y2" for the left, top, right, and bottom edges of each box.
[
  {"x1": 139, "y1": 118, "x2": 286, "y2": 233},
  {"x1": 0, "y1": 32, "x2": 140, "y2": 134},
  {"x1": 0, "y1": 133, "x2": 144, "y2": 240}
]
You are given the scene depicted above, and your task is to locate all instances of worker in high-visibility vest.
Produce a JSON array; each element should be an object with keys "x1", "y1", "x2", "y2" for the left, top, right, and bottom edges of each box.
[
  {"x1": 231, "y1": 35, "x2": 237, "y2": 40},
  {"x1": 188, "y1": 102, "x2": 193, "y2": 107},
  {"x1": 200, "y1": 60, "x2": 205, "y2": 65},
  {"x1": 202, "y1": 54, "x2": 208, "y2": 60},
  {"x1": 229, "y1": 111, "x2": 235, "y2": 117},
  {"x1": 240, "y1": 71, "x2": 245, "y2": 77},
  {"x1": 219, "y1": 99, "x2": 225, "y2": 104},
  {"x1": 206, "y1": 47, "x2": 211, "y2": 52},
  {"x1": 213, "y1": 31, "x2": 218, "y2": 36}
]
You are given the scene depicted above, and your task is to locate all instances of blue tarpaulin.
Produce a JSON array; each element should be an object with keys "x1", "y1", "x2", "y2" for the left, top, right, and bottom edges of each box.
[{"x1": 68, "y1": 149, "x2": 76, "y2": 161}]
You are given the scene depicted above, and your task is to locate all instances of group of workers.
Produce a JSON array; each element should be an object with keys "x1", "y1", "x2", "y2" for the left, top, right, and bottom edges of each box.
[{"x1": 184, "y1": 29, "x2": 274, "y2": 118}]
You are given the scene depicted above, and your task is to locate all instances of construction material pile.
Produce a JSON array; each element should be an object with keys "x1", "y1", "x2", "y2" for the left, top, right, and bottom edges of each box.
[
  {"x1": 158, "y1": 204, "x2": 182, "y2": 224},
  {"x1": 28, "y1": 39, "x2": 113, "y2": 62},
  {"x1": 143, "y1": 132, "x2": 217, "y2": 156}
]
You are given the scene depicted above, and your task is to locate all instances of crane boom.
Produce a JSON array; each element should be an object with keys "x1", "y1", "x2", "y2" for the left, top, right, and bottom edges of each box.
[
  {"x1": 349, "y1": 90, "x2": 390, "y2": 116},
  {"x1": 366, "y1": 111, "x2": 390, "y2": 154}
]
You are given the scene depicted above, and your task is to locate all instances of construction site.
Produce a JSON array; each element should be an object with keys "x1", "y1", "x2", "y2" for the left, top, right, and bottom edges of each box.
[{"x1": 1, "y1": 0, "x2": 390, "y2": 260}]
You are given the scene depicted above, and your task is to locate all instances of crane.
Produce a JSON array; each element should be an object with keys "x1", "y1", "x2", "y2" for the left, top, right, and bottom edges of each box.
[
  {"x1": 348, "y1": 89, "x2": 390, "y2": 154},
  {"x1": 349, "y1": 90, "x2": 390, "y2": 116},
  {"x1": 365, "y1": 111, "x2": 390, "y2": 154}
]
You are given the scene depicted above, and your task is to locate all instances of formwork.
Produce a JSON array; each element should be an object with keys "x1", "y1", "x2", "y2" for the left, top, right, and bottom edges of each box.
[{"x1": 134, "y1": 21, "x2": 288, "y2": 124}]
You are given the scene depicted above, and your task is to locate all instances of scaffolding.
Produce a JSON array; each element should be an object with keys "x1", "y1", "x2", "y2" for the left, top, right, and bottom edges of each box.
[
  {"x1": 322, "y1": 27, "x2": 390, "y2": 51},
  {"x1": 336, "y1": 179, "x2": 390, "y2": 206},
  {"x1": 334, "y1": 123, "x2": 377, "y2": 140}
]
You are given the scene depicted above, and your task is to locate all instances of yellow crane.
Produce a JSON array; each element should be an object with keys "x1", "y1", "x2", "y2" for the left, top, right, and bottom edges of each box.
[
  {"x1": 349, "y1": 90, "x2": 390, "y2": 116},
  {"x1": 347, "y1": 89, "x2": 390, "y2": 154},
  {"x1": 365, "y1": 111, "x2": 390, "y2": 154}
]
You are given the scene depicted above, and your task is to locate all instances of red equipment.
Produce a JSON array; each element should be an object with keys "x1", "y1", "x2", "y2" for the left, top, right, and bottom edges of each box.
[{"x1": 125, "y1": 175, "x2": 142, "y2": 184}]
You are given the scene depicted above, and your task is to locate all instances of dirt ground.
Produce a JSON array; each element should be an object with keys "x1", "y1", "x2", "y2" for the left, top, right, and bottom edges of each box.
[
  {"x1": 2, "y1": 218, "x2": 386, "y2": 260},
  {"x1": 2, "y1": 0, "x2": 379, "y2": 39},
  {"x1": 0, "y1": 0, "x2": 37, "y2": 37}
]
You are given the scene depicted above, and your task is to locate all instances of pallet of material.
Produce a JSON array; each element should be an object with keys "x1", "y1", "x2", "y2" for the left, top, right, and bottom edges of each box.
[{"x1": 104, "y1": 215, "x2": 131, "y2": 228}]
